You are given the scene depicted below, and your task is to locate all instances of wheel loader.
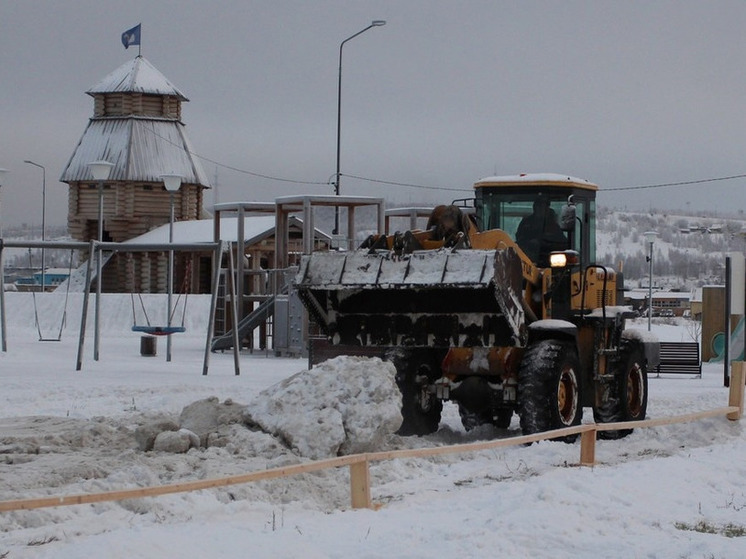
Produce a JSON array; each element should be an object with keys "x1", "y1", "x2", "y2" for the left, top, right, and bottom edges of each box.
[{"x1": 296, "y1": 173, "x2": 660, "y2": 440}]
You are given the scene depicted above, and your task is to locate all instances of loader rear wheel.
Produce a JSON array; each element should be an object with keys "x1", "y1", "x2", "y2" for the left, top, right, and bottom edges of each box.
[
  {"x1": 518, "y1": 339, "x2": 582, "y2": 442},
  {"x1": 594, "y1": 341, "x2": 648, "y2": 440},
  {"x1": 389, "y1": 349, "x2": 443, "y2": 436}
]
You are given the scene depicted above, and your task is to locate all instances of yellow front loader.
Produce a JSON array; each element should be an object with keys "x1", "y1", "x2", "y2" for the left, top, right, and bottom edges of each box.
[{"x1": 297, "y1": 174, "x2": 659, "y2": 439}]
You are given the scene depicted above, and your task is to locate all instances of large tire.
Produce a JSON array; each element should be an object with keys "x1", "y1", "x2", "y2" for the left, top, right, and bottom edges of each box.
[
  {"x1": 594, "y1": 340, "x2": 648, "y2": 440},
  {"x1": 518, "y1": 339, "x2": 583, "y2": 442},
  {"x1": 389, "y1": 349, "x2": 443, "y2": 436}
]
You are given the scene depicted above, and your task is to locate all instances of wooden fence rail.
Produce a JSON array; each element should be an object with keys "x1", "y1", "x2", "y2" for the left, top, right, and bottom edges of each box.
[{"x1": 1, "y1": 363, "x2": 744, "y2": 513}]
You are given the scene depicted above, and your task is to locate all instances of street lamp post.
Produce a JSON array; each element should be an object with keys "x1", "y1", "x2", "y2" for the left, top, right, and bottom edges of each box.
[
  {"x1": 0, "y1": 168, "x2": 7, "y2": 238},
  {"x1": 644, "y1": 231, "x2": 657, "y2": 331},
  {"x1": 0, "y1": 168, "x2": 8, "y2": 353},
  {"x1": 24, "y1": 160, "x2": 46, "y2": 292},
  {"x1": 161, "y1": 174, "x2": 182, "y2": 363},
  {"x1": 88, "y1": 160, "x2": 114, "y2": 361},
  {"x1": 334, "y1": 19, "x2": 386, "y2": 235}
]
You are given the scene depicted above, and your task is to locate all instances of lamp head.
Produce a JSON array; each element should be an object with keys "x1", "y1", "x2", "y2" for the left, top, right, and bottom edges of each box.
[
  {"x1": 88, "y1": 160, "x2": 114, "y2": 181},
  {"x1": 643, "y1": 231, "x2": 658, "y2": 244},
  {"x1": 161, "y1": 174, "x2": 183, "y2": 192},
  {"x1": 371, "y1": 20, "x2": 386, "y2": 26}
]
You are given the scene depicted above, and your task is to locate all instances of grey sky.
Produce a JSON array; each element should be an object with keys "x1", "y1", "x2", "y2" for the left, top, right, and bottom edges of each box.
[{"x1": 2, "y1": 0, "x2": 746, "y2": 228}]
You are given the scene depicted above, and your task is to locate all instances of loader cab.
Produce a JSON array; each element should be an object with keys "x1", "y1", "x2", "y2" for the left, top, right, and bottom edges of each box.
[{"x1": 473, "y1": 173, "x2": 598, "y2": 267}]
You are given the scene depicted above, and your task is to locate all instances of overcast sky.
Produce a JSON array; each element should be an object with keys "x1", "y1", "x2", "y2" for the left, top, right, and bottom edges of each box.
[{"x1": 3, "y1": 0, "x2": 746, "y2": 228}]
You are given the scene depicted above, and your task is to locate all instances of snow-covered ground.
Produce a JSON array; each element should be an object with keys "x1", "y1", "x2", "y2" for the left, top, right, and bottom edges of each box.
[{"x1": 1, "y1": 292, "x2": 745, "y2": 558}]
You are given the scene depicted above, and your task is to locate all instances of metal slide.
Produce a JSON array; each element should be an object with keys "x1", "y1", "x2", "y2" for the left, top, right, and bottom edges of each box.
[{"x1": 210, "y1": 295, "x2": 276, "y2": 352}]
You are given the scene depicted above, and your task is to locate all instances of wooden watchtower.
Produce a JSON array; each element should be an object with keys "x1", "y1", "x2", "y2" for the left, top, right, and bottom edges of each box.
[{"x1": 60, "y1": 56, "x2": 210, "y2": 293}]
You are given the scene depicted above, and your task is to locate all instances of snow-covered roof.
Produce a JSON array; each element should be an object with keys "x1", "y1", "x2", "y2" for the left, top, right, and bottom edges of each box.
[
  {"x1": 124, "y1": 216, "x2": 330, "y2": 245},
  {"x1": 60, "y1": 118, "x2": 210, "y2": 186},
  {"x1": 474, "y1": 173, "x2": 599, "y2": 191},
  {"x1": 87, "y1": 56, "x2": 188, "y2": 101},
  {"x1": 625, "y1": 290, "x2": 691, "y2": 301},
  {"x1": 651, "y1": 291, "x2": 691, "y2": 299}
]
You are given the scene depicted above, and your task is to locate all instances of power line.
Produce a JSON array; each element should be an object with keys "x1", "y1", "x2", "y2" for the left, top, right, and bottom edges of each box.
[
  {"x1": 144, "y1": 126, "x2": 746, "y2": 195},
  {"x1": 144, "y1": 127, "x2": 329, "y2": 186},
  {"x1": 605, "y1": 174, "x2": 746, "y2": 192},
  {"x1": 341, "y1": 173, "x2": 470, "y2": 193}
]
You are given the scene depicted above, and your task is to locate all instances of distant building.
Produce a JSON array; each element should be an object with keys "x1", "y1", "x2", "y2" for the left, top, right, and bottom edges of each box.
[
  {"x1": 624, "y1": 289, "x2": 691, "y2": 317},
  {"x1": 690, "y1": 287, "x2": 703, "y2": 320},
  {"x1": 13, "y1": 269, "x2": 71, "y2": 292}
]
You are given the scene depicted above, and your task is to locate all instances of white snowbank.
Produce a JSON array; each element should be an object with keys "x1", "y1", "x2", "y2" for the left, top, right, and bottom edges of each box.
[
  {"x1": 245, "y1": 356, "x2": 401, "y2": 459},
  {"x1": 1, "y1": 294, "x2": 745, "y2": 558}
]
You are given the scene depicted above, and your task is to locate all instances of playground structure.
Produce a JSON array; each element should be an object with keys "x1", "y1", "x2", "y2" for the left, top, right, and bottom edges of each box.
[
  {"x1": 0, "y1": 194, "x2": 388, "y2": 369},
  {"x1": 0, "y1": 238, "x2": 232, "y2": 374},
  {"x1": 209, "y1": 196, "x2": 385, "y2": 356},
  {"x1": 710, "y1": 316, "x2": 745, "y2": 363}
]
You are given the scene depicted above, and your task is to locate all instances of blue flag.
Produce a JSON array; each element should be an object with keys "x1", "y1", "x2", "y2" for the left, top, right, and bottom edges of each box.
[{"x1": 121, "y1": 24, "x2": 141, "y2": 49}]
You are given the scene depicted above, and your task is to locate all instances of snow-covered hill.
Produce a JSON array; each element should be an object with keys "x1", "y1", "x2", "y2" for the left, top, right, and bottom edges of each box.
[{"x1": 597, "y1": 207, "x2": 746, "y2": 289}]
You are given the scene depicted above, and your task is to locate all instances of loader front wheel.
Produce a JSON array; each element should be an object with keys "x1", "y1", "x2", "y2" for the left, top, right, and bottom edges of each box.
[
  {"x1": 389, "y1": 349, "x2": 443, "y2": 436},
  {"x1": 594, "y1": 341, "x2": 648, "y2": 440},
  {"x1": 518, "y1": 339, "x2": 582, "y2": 442}
]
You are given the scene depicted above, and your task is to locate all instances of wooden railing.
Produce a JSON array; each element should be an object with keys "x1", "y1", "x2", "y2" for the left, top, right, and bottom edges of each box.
[{"x1": 1, "y1": 363, "x2": 743, "y2": 513}]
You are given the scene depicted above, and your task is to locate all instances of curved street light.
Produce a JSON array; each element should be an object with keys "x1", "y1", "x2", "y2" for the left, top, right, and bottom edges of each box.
[
  {"x1": 24, "y1": 160, "x2": 46, "y2": 292},
  {"x1": 334, "y1": 20, "x2": 386, "y2": 234},
  {"x1": 644, "y1": 230, "x2": 657, "y2": 331},
  {"x1": 87, "y1": 160, "x2": 114, "y2": 361},
  {"x1": 0, "y1": 168, "x2": 7, "y2": 238},
  {"x1": 0, "y1": 167, "x2": 7, "y2": 352},
  {"x1": 161, "y1": 173, "x2": 182, "y2": 363}
]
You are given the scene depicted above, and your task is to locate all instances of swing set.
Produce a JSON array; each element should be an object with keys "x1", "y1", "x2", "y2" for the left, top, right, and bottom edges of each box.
[
  {"x1": 1, "y1": 238, "x2": 239, "y2": 375},
  {"x1": 130, "y1": 257, "x2": 192, "y2": 336},
  {"x1": 28, "y1": 248, "x2": 75, "y2": 342}
]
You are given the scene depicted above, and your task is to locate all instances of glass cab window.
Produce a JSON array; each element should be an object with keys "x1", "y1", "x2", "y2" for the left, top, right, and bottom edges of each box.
[{"x1": 476, "y1": 189, "x2": 595, "y2": 266}]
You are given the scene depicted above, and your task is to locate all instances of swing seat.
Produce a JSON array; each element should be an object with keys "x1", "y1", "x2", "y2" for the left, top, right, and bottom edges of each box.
[{"x1": 131, "y1": 325, "x2": 186, "y2": 336}]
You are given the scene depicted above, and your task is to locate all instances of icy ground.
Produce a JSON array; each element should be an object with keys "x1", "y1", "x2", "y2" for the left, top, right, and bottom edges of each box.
[{"x1": 1, "y1": 292, "x2": 745, "y2": 558}]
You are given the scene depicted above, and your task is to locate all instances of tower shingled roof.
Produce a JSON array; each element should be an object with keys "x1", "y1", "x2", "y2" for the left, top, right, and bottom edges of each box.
[
  {"x1": 61, "y1": 56, "x2": 207, "y2": 185},
  {"x1": 86, "y1": 56, "x2": 188, "y2": 101}
]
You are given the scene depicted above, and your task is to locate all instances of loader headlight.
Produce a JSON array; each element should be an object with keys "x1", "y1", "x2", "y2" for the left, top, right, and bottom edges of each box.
[{"x1": 550, "y1": 250, "x2": 580, "y2": 268}]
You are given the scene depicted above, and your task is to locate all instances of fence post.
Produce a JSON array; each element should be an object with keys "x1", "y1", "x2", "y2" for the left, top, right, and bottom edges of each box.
[
  {"x1": 580, "y1": 427, "x2": 596, "y2": 466},
  {"x1": 727, "y1": 361, "x2": 745, "y2": 420},
  {"x1": 349, "y1": 459, "x2": 372, "y2": 509}
]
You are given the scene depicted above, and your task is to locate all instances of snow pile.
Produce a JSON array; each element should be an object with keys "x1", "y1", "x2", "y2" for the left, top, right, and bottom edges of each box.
[
  {"x1": 133, "y1": 396, "x2": 248, "y2": 453},
  {"x1": 179, "y1": 396, "x2": 246, "y2": 447},
  {"x1": 244, "y1": 356, "x2": 401, "y2": 459},
  {"x1": 130, "y1": 357, "x2": 401, "y2": 460}
]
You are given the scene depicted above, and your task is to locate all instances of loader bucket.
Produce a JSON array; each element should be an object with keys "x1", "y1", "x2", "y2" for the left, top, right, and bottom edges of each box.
[{"x1": 296, "y1": 248, "x2": 527, "y2": 349}]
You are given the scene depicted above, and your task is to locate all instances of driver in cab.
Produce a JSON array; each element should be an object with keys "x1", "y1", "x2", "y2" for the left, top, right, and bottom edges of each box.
[{"x1": 515, "y1": 196, "x2": 567, "y2": 266}]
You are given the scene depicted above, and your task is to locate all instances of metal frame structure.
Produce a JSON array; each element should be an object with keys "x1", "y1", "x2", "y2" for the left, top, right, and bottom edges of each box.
[
  {"x1": 212, "y1": 202, "x2": 276, "y2": 329},
  {"x1": 275, "y1": 194, "x2": 385, "y2": 268},
  {"x1": 1, "y1": 194, "x2": 387, "y2": 371},
  {"x1": 0, "y1": 238, "x2": 238, "y2": 375},
  {"x1": 384, "y1": 207, "x2": 434, "y2": 234}
]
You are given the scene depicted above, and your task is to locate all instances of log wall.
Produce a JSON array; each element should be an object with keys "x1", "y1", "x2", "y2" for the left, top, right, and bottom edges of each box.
[{"x1": 92, "y1": 93, "x2": 181, "y2": 119}]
